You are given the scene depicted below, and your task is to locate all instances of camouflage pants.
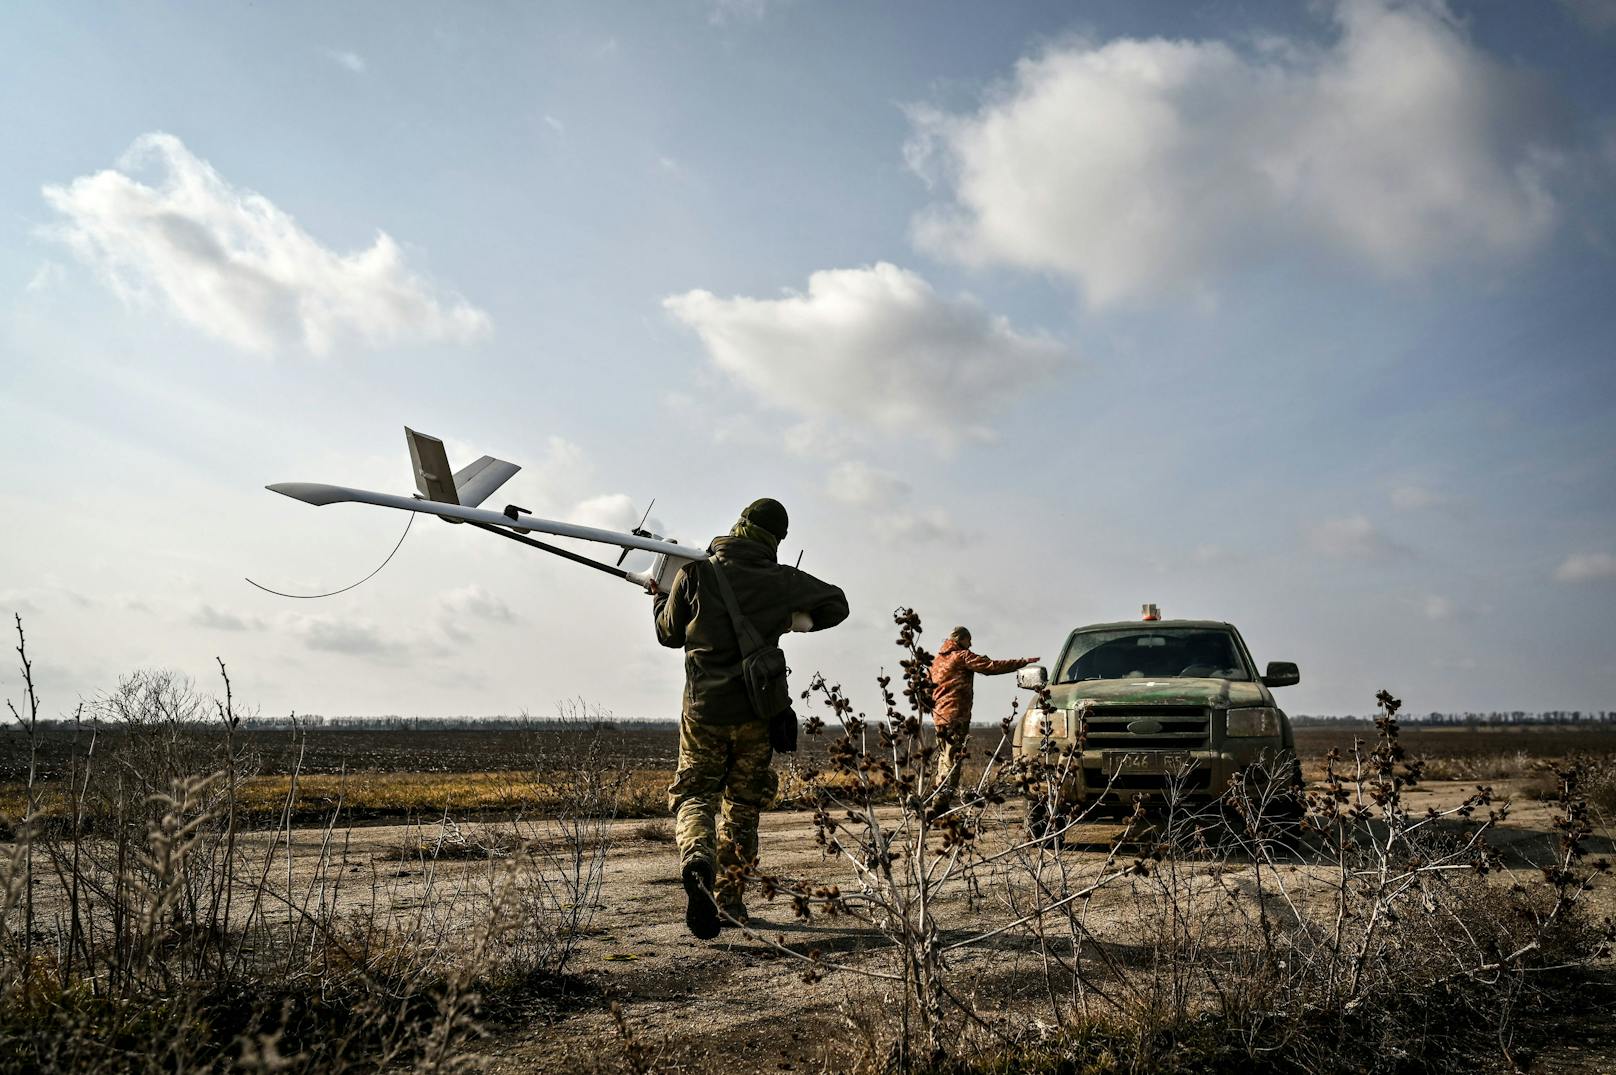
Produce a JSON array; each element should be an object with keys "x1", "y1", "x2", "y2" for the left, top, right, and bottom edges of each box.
[
  {"x1": 667, "y1": 717, "x2": 778, "y2": 909},
  {"x1": 936, "y1": 727, "x2": 969, "y2": 793}
]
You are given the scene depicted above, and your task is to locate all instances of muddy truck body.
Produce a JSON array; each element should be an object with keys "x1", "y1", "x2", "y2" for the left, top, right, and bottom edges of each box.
[{"x1": 1013, "y1": 616, "x2": 1301, "y2": 822}]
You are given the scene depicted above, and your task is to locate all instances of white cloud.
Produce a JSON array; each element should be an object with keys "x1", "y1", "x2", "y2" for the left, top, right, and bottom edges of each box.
[
  {"x1": 437, "y1": 584, "x2": 517, "y2": 624},
  {"x1": 326, "y1": 49, "x2": 366, "y2": 73},
  {"x1": 664, "y1": 262, "x2": 1065, "y2": 444},
  {"x1": 1554, "y1": 552, "x2": 1616, "y2": 583},
  {"x1": 515, "y1": 436, "x2": 594, "y2": 514},
  {"x1": 782, "y1": 419, "x2": 860, "y2": 460},
  {"x1": 881, "y1": 507, "x2": 962, "y2": 545},
  {"x1": 0, "y1": 592, "x2": 41, "y2": 616},
  {"x1": 907, "y1": 0, "x2": 1567, "y2": 305},
  {"x1": 1190, "y1": 544, "x2": 1236, "y2": 566},
  {"x1": 1389, "y1": 481, "x2": 1448, "y2": 510},
  {"x1": 1307, "y1": 514, "x2": 1409, "y2": 559},
  {"x1": 821, "y1": 459, "x2": 958, "y2": 543},
  {"x1": 292, "y1": 614, "x2": 412, "y2": 659},
  {"x1": 0, "y1": 586, "x2": 91, "y2": 616},
  {"x1": 570, "y1": 494, "x2": 664, "y2": 537},
  {"x1": 1420, "y1": 594, "x2": 1454, "y2": 620},
  {"x1": 192, "y1": 604, "x2": 264, "y2": 631},
  {"x1": 825, "y1": 460, "x2": 911, "y2": 506},
  {"x1": 23, "y1": 261, "x2": 64, "y2": 296},
  {"x1": 543, "y1": 114, "x2": 565, "y2": 135},
  {"x1": 42, "y1": 132, "x2": 491, "y2": 355},
  {"x1": 709, "y1": 0, "x2": 774, "y2": 25}
]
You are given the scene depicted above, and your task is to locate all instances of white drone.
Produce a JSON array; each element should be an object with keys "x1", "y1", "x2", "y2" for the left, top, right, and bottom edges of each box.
[{"x1": 265, "y1": 427, "x2": 701, "y2": 594}]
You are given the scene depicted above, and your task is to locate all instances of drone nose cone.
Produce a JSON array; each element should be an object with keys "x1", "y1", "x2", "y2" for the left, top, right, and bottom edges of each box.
[{"x1": 267, "y1": 482, "x2": 348, "y2": 506}]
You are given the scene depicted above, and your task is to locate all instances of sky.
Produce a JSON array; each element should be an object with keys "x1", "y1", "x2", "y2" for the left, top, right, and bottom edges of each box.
[{"x1": 2, "y1": 0, "x2": 1614, "y2": 723}]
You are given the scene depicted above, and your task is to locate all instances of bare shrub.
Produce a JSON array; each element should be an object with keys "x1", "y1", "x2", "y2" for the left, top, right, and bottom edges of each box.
[
  {"x1": 727, "y1": 612, "x2": 1612, "y2": 1074},
  {"x1": 0, "y1": 619, "x2": 620, "y2": 1074}
]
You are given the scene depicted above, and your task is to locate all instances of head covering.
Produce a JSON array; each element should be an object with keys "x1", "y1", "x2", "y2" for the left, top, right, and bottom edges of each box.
[{"x1": 739, "y1": 498, "x2": 789, "y2": 542}]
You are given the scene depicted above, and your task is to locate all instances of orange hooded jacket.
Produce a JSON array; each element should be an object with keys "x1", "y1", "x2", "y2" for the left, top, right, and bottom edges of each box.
[{"x1": 927, "y1": 638, "x2": 1028, "y2": 736}]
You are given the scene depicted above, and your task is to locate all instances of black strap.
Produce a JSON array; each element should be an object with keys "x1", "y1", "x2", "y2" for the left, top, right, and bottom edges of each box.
[{"x1": 707, "y1": 557, "x2": 767, "y2": 658}]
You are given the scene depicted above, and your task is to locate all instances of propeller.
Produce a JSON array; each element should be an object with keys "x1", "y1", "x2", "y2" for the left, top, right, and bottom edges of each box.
[{"x1": 616, "y1": 498, "x2": 657, "y2": 566}]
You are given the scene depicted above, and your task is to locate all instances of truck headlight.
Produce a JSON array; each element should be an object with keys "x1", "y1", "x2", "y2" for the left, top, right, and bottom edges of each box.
[
  {"x1": 1226, "y1": 707, "x2": 1280, "y2": 738},
  {"x1": 1022, "y1": 709, "x2": 1067, "y2": 739}
]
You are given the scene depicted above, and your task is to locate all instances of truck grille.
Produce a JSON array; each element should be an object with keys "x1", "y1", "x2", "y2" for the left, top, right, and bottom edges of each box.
[{"x1": 1081, "y1": 704, "x2": 1210, "y2": 750}]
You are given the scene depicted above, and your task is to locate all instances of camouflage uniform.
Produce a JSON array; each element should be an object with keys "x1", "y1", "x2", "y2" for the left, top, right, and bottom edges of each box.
[
  {"x1": 935, "y1": 727, "x2": 970, "y2": 794},
  {"x1": 654, "y1": 518, "x2": 848, "y2": 920},
  {"x1": 928, "y1": 635, "x2": 1034, "y2": 793},
  {"x1": 668, "y1": 718, "x2": 779, "y2": 905}
]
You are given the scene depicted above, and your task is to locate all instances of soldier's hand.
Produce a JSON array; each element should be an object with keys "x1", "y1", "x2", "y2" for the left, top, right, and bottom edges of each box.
[
  {"x1": 1024, "y1": 656, "x2": 1041, "y2": 665},
  {"x1": 644, "y1": 579, "x2": 661, "y2": 597}
]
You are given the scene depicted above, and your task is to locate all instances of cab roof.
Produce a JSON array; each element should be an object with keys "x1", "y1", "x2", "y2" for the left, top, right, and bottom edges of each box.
[{"x1": 1068, "y1": 619, "x2": 1235, "y2": 633}]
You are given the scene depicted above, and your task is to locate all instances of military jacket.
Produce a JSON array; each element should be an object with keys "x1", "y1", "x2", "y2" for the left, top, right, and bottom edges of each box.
[{"x1": 654, "y1": 535, "x2": 849, "y2": 725}]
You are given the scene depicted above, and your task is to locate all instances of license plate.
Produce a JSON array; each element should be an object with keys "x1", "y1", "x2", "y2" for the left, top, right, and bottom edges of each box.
[{"x1": 1103, "y1": 750, "x2": 1190, "y2": 776}]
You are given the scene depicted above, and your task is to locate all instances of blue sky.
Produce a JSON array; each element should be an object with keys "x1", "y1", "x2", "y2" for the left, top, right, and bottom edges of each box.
[{"x1": 2, "y1": 0, "x2": 1613, "y2": 721}]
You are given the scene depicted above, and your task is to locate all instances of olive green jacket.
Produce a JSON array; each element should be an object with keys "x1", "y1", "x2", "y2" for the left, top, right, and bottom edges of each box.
[{"x1": 653, "y1": 535, "x2": 850, "y2": 725}]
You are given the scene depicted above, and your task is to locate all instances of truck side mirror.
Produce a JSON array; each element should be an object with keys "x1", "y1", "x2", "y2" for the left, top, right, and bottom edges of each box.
[
  {"x1": 1263, "y1": 661, "x2": 1300, "y2": 688},
  {"x1": 1016, "y1": 665, "x2": 1048, "y2": 690}
]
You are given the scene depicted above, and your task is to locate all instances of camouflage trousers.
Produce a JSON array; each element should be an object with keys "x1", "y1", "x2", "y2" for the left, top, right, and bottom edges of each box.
[
  {"x1": 935, "y1": 727, "x2": 969, "y2": 794},
  {"x1": 667, "y1": 717, "x2": 778, "y2": 910}
]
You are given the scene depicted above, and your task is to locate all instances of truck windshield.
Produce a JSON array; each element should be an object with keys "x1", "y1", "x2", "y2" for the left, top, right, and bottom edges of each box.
[{"x1": 1057, "y1": 628, "x2": 1251, "y2": 683}]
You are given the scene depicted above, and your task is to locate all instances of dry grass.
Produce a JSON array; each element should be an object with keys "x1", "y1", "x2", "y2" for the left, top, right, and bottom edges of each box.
[
  {"x1": 7, "y1": 612, "x2": 1615, "y2": 1075},
  {"x1": 632, "y1": 819, "x2": 674, "y2": 843},
  {"x1": 0, "y1": 631, "x2": 632, "y2": 1074},
  {"x1": 2, "y1": 768, "x2": 674, "y2": 829},
  {"x1": 722, "y1": 619, "x2": 1616, "y2": 1075}
]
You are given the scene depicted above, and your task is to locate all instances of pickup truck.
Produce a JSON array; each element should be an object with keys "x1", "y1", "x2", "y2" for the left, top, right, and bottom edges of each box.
[{"x1": 1013, "y1": 613, "x2": 1301, "y2": 830}]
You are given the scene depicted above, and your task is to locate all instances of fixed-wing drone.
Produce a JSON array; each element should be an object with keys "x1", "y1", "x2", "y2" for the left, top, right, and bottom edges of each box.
[{"x1": 265, "y1": 427, "x2": 701, "y2": 593}]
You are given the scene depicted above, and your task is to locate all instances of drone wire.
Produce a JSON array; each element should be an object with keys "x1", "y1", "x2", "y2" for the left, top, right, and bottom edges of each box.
[{"x1": 245, "y1": 513, "x2": 415, "y2": 599}]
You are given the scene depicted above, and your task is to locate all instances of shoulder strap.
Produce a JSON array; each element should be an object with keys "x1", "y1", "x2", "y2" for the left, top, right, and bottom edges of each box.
[{"x1": 707, "y1": 556, "x2": 767, "y2": 658}]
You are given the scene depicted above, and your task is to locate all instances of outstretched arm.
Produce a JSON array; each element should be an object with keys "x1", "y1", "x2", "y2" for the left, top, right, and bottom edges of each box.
[{"x1": 960, "y1": 650, "x2": 1039, "y2": 676}]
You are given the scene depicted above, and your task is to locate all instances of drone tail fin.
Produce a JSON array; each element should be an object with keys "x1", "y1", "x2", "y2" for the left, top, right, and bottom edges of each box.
[{"x1": 405, "y1": 427, "x2": 520, "y2": 517}]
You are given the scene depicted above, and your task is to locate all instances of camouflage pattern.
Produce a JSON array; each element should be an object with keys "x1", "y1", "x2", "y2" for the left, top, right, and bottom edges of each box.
[
  {"x1": 935, "y1": 729, "x2": 969, "y2": 793},
  {"x1": 668, "y1": 716, "x2": 778, "y2": 911},
  {"x1": 654, "y1": 534, "x2": 849, "y2": 726},
  {"x1": 929, "y1": 638, "x2": 1034, "y2": 736}
]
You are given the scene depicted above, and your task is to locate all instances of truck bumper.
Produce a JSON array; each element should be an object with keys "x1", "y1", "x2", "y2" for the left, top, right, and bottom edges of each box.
[{"x1": 1036, "y1": 746, "x2": 1295, "y2": 806}]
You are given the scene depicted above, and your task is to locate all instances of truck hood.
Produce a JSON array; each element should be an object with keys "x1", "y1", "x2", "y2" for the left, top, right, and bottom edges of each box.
[{"x1": 1046, "y1": 678, "x2": 1267, "y2": 709}]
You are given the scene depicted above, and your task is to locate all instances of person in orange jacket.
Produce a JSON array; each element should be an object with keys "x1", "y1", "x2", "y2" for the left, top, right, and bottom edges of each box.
[{"x1": 927, "y1": 626, "x2": 1038, "y2": 795}]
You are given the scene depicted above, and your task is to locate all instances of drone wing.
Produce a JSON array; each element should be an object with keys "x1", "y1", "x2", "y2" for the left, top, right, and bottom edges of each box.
[{"x1": 269, "y1": 427, "x2": 697, "y2": 593}]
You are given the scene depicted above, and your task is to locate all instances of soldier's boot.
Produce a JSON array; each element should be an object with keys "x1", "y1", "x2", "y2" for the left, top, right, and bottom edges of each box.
[{"x1": 681, "y1": 859, "x2": 720, "y2": 940}]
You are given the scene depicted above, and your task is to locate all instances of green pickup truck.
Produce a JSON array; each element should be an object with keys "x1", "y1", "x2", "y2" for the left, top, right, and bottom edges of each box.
[{"x1": 1014, "y1": 612, "x2": 1301, "y2": 827}]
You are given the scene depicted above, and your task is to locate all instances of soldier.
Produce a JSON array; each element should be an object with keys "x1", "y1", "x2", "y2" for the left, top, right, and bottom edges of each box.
[
  {"x1": 928, "y1": 626, "x2": 1038, "y2": 795},
  {"x1": 650, "y1": 498, "x2": 848, "y2": 939}
]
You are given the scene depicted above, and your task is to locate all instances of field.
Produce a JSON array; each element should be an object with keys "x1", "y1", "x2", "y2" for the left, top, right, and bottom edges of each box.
[
  {"x1": 4, "y1": 662, "x2": 1616, "y2": 1074},
  {"x1": 7, "y1": 721, "x2": 1611, "y2": 827}
]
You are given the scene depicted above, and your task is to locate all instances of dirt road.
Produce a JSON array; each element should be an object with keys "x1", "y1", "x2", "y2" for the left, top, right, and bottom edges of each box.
[
  {"x1": 21, "y1": 779, "x2": 1610, "y2": 1072},
  {"x1": 447, "y1": 779, "x2": 1611, "y2": 1073}
]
